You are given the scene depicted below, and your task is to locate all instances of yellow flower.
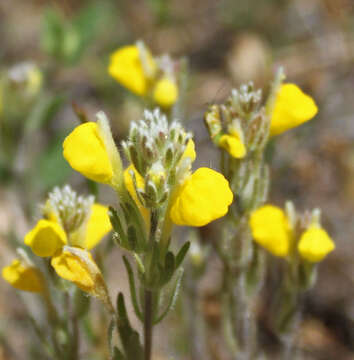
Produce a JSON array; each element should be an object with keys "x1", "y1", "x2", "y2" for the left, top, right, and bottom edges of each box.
[
  {"x1": 249, "y1": 205, "x2": 291, "y2": 257},
  {"x1": 63, "y1": 122, "x2": 113, "y2": 184},
  {"x1": 2, "y1": 259, "x2": 44, "y2": 293},
  {"x1": 170, "y1": 167, "x2": 233, "y2": 226},
  {"x1": 124, "y1": 165, "x2": 150, "y2": 228},
  {"x1": 25, "y1": 205, "x2": 111, "y2": 257},
  {"x1": 24, "y1": 219, "x2": 67, "y2": 257},
  {"x1": 219, "y1": 134, "x2": 246, "y2": 159},
  {"x1": 297, "y1": 226, "x2": 335, "y2": 262},
  {"x1": 108, "y1": 45, "x2": 156, "y2": 96},
  {"x1": 270, "y1": 83, "x2": 318, "y2": 136},
  {"x1": 153, "y1": 77, "x2": 178, "y2": 108}
]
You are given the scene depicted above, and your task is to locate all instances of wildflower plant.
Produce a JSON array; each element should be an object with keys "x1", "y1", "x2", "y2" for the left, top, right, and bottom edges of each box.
[{"x1": 60, "y1": 108, "x2": 232, "y2": 359}]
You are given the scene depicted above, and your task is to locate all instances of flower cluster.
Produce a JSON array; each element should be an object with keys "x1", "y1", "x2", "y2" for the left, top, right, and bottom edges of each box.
[
  {"x1": 2, "y1": 185, "x2": 112, "y2": 302},
  {"x1": 108, "y1": 41, "x2": 179, "y2": 108},
  {"x1": 205, "y1": 79, "x2": 318, "y2": 161},
  {"x1": 249, "y1": 203, "x2": 335, "y2": 262}
]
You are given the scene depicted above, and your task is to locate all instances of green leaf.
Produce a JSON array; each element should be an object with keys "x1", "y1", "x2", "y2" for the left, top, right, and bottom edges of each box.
[
  {"x1": 122, "y1": 256, "x2": 143, "y2": 320},
  {"x1": 159, "y1": 251, "x2": 175, "y2": 286},
  {"x1": 175, "y1": 241, "x2": 190, "y2": 269},
  {"x1": 116, "y1": 293, "x2": 144, "y2": 360}
]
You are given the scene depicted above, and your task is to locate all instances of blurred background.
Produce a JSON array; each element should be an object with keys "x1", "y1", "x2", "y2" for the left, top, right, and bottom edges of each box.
[{"x1": 0, "y1": 0, "x2": 354, "y2": 359}]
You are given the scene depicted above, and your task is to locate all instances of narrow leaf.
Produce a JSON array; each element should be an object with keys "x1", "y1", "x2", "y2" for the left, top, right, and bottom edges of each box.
[
  {"x1": 154, "y1": 268, "x2": 184, "y2": 324},
  {"x1": 122, "y1": 256, "x2": 143, "y2": 320}
]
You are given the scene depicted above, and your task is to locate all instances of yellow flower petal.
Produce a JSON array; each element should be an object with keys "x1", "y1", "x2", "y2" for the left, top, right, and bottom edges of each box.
[
  {"x1": 153, "y1": 77, "x2": 178, "y2": 108},
  {"x1": 84, "y1": 204, "x2": 112, "y2": 250},
  {"x1": 170, "y1": 167, "x2": 233, "y2": 226},
  {"x1": 51, "y1": 249, "x2": 95, "y2": 293},
  {"x1": 219, "y1": 134, "x2": 246, "y2": 158},
  {"x1": 108, "y1": 45, "x2": 155, "y2": 96},
  {"x1": 181, "y1": 139, "x2": 196, "y2": 162},
  {"x1": 270, "y1": 83, "x2": 318, "y2": 136},
  {"x1": 63, "y1": 122, "x2": 113, "y2": 184},
  {"x1": 249, "y1": 205, "x2": 291, "y2": 257},
  {"x1": 2, "y1": 259, "x2": 44, "y2": 293},
  {"x1": 24, "y1": 219, "x2": 67, "y2": 257},
  {"x1": 124, "y1": 165, "x2": 150, "y2": 229},
  {"x1": 298, "y1": 226, "x2": 335, "y2": 262}
]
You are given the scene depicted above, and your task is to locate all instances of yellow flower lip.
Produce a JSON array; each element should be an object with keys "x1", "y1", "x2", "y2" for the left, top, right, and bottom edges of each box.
[
  {"x1": 270, "y1": 83, "x2": 318, "y2": 136},
  {"x1": 24, "y1": 219, "x2": 67, "y2": 257},
  {"x1": 153, "y1": 77, "x2": 179, "y2": 108},
  {"x1": 219, "y1": 134, "x2": 246, "y2": 159},
  {"x1": 170, "y1": 167, "x2": 233, "y2": 227},
  {"x1": 2, "y1": 259, "x2": 44, "y2": 293},
  {"x1": 298, "y1": 226, "x2": 335, "y2": 263},
  {"x1": 51, "y1": 249, "x2": 95, "y2": 293},
  {"x1": 63, "y1": 122, "x2": 114, "y2": 184},
  {"x1": 249, "y1": 205, "x2": 291, "y2": 257}
]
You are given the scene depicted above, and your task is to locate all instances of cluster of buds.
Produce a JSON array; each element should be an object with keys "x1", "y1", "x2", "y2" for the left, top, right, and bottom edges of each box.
[
  {"x1": 122, "y1": 109, "x2": 193, "y2": 208},
  {"x1": 205, "y1": 82, "x2": 269, "y2": 161},
  {"x1": 44, "y1": 185, "x2": 94, "y2": 234}
]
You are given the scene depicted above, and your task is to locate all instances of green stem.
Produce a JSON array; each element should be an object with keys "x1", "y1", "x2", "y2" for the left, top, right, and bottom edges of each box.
[
  {"x1": 144, "y1": 290, "x2": 153, "y2": 360},
  {"x1": 143, "y1": 209, "x2": 159, "y2": 360}
]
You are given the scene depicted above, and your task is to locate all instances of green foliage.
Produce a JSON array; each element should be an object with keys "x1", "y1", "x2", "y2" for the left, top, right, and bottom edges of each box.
[{"x1": 41, "y1": 2, "x2": 108, "y2": 64}]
